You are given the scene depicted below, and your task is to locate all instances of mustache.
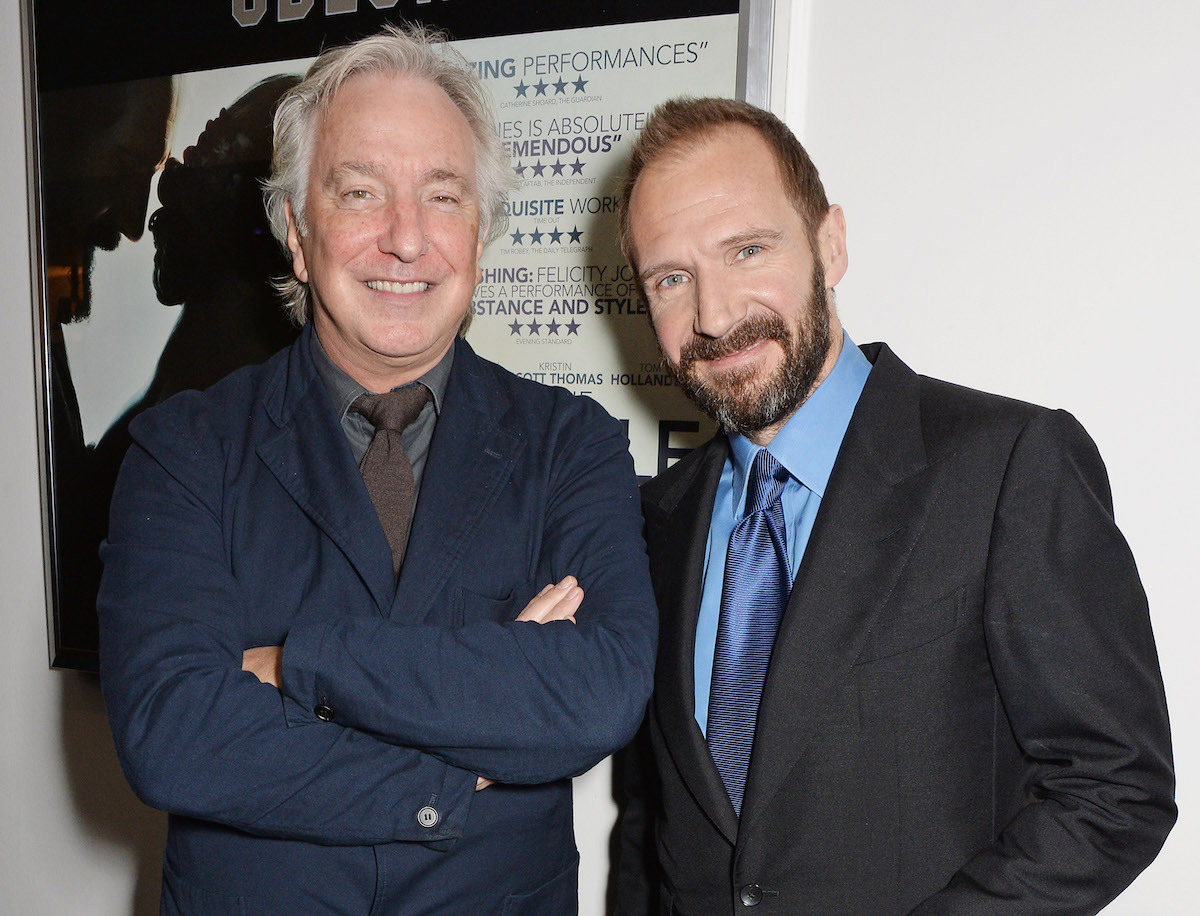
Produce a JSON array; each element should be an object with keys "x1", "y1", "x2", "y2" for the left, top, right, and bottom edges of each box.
[{"x1": 678, "y1": 314, "x2": 791, "y2": 368}]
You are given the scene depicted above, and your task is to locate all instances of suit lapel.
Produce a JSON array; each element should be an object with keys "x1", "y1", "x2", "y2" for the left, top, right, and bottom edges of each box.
[
  {"x1": 739, "y1": 344, "x2": 940, "y2": 833},
  {"x1": 646, "y1": 437, "x2": 741, "y2": 843},
  {"x1": 396, "y1": 340, "x2": 523, "y2": 623},
  {"x1": 255, "y1": 327, "x2": 397, "y2": 613}
]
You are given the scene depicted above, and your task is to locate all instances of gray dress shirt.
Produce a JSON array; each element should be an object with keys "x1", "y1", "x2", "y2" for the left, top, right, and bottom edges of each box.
[{"x1": 310, "y1": 332, "x2": 453, "y2": 503}]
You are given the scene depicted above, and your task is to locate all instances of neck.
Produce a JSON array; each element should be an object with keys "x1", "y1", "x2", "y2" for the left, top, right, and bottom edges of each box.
[
  {"x1": 313, "y1": 329, "x2": 455, "y2": 393},
  {"x1": 744, "y1": 318, "x2": 844, "y2": 447}
]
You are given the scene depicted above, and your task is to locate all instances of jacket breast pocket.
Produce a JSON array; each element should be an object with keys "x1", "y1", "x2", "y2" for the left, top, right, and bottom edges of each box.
[{"x1": 854, "y1": 584, "x2": 967, "y2": 665}]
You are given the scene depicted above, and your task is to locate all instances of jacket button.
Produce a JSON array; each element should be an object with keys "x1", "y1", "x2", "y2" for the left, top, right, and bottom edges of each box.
[
  {"x1": 739, "y1": 884, "x2": 763, "y2": 907},
  {"x1": 314, "y1": 704, "x2": 334, "y2": 722},
  {"x1": 416, "y1": 806, "x2": 439, "y2": 828}
]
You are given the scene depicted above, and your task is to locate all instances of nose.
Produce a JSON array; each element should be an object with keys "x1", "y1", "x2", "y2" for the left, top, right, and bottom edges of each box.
[
  {"x1": 108, "y1": 165, "x2": 158, "y2": 243},
  {"x1": 693, "y1": 272, "x2": 745, "y2": 340},
  {"x1": 379, "y1": 197, "x2": 427, "y2": 262}
]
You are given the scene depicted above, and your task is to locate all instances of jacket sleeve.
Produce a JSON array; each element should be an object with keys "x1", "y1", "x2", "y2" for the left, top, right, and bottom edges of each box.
[
  {"x1": 279, "y1": 399, "x2": 659, "y2": 785},
  {"x1": 910, "y1": 409, "x2": 1175, "y2": 914},
  {"x1": 99, "y1": 413, "x2": 478, "y2": 846}
]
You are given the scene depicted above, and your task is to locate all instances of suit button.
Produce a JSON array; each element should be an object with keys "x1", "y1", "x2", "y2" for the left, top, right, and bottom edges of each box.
[
  {"x1": 739, "y1": 884, "x2": 763, "y2": 907},
  {"x1": 416, "y1": 806, "x2": 439, "y2": 828},
  {"x1": 314, "y1": 704, "x2": 334, "y2": 722}
]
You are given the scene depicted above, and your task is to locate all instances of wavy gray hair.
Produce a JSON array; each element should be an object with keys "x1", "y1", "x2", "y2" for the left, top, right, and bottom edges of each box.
[{"x1": 264, "y1": 23, "x2": 514, "y2": 325}]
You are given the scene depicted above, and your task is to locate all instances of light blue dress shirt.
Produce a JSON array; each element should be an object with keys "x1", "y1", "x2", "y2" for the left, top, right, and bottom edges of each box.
[{"x1": 694, "y1": 334, "x2": 872, "y2": 733}]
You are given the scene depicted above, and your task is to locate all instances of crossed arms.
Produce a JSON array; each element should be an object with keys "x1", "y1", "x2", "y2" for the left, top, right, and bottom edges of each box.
[
  {"x1": 241, "y1": 576, "x2": 585, "y2": 791},
  {"x1": 99, "y1": 387, "x2": 656, "y2": 845}
]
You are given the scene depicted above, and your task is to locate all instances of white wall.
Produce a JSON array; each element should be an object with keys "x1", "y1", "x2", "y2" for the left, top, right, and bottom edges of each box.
[
  {"x1": 0, "y1": 0, "x2": 167, "y2": 912},
  {"x1": 784, "y1": 1, "x2": 1198, "y2": 911},
  {"x1": 2, "y1": 0, "x2": 1194, "y2": 912}
]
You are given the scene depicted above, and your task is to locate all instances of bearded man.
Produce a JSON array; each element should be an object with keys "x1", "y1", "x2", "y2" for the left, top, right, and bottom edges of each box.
[{"x1": 611, "y1": 97, "x2": 1174, "y2": 915}]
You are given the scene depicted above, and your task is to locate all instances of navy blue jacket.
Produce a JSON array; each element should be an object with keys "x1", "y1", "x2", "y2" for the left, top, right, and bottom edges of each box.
[{"x1": 100, "y1": 327, "x2": 657, "y2": 914}]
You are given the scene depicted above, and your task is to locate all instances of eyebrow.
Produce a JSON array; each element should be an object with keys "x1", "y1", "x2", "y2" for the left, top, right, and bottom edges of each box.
[
  {"x1": 638, "y1": 227, "x2": 786, "y2": 283},
  {"x1": 322, "y1": 162, "x2": 475, "y2": 193},
  {"x1": 425, "y1": 167, "x2": 474, "y2": 190},
  {"x1": 638, "y1": 260, "x2": 681, "y2": 284},
  {"x1": 323, "y1": 161, "x2": 386, "y2": 191},
  {"x1": 718, "y1": 227, "x2": 785, "y2": 248}
]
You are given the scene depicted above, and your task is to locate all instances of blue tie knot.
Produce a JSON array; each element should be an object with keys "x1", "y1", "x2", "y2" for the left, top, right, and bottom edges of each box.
[{"x1": 745, "y1": 449, "x2": 788, "y2": 516}]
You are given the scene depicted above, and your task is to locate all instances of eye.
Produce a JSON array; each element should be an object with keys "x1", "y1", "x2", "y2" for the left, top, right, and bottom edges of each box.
[
  {"x1": 430, "y1": 193, "x2": 460, "y2": 205},
  {"x1": 735, "y1": 244, "x2": 763, "y2": 260},
  {"x1": 344, "y1": 188, "x2": 373, "y2": 201},
  {"x1": 658, "y1": 273, "x2": 687, "y2": 289}
]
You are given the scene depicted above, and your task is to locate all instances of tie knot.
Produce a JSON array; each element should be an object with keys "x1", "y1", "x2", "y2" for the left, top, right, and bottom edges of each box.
[
  {"x1": 745, "y1": 449, "x2": 788, "y2": 516},
  {"x1": 353, "y1": 385, "x2": 431, "y2": 433}
]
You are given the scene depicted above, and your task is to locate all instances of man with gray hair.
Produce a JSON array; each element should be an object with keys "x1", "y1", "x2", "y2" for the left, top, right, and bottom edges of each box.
[{"x1": 99, "y1": 25, "x2": 656, "y2": 914}]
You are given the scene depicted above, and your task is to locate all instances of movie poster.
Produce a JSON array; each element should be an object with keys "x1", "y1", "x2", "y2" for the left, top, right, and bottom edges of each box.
[
  {"x1": 460, "y1": 21, "x2": 731, "y2": 479},
  {"x1": 30, "y1": 1, "x2": 737, "y2": 668}
]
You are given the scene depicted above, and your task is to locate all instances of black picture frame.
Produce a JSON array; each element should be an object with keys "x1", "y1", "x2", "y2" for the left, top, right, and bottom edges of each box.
[{"x1": 24, "y1": 0, "x2": 754, "y2": 670}]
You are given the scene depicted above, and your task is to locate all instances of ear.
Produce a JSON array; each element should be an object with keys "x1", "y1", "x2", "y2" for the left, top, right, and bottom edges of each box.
[
  {"x1": 285, "y1": 199, "x2": 309, "y2": 284},
  {"x1": 817, "y1": 204, "x2": 848, "y2": 288}
]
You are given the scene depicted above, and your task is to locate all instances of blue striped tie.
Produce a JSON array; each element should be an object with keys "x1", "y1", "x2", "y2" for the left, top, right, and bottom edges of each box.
[{"x1": 706, "y1": 448, "x2": 791, "y2": 815}]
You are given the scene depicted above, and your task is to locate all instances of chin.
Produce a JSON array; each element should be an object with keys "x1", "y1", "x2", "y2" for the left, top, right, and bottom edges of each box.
[
  {"x1": 703, "y1": 353, "x2": 781, "y2": 391},
  {"x1": 366, "y1": 327, "x2": 443, "y2": 360}
]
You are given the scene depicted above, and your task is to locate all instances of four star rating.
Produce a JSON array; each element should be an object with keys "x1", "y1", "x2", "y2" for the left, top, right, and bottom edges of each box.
[
  {"x1": 508, "y1": 318, "x2": 582, "y2": 337},
  {"x1": 512, "y1": 157, "x2": 588, "y2": 179},
  {"x1": 509, "y1": 225, "x2": 585, "y2": 247},
  {"x1": 513, "y1": 76, "x2": 588, "y2": 97}
]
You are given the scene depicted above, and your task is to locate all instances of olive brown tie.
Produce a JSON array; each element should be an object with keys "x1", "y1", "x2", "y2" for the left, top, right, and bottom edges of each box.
[{"x1": 351, "y1": 385, "x2": 431, "y2": 578}]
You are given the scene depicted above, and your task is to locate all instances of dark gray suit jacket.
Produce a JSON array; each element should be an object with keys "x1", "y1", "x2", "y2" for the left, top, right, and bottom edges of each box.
[{"x1": 614, "y1": 342, "x2": 1173, "y2": 915}]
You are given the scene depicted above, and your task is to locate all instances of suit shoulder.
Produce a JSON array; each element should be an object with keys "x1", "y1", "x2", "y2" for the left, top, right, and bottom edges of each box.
[
  {"x1": 862, "y1": 343, "x2": 1082, "y2": 433},
  {"x1": 916, "y1": 372, "x2": 1053, "y2": 440},
  {"x1": 461, "y1": 347, "x2": 638, "y2": 498},
  {"x1": 127, "y1": 343, "x2": 290, "y2": 451},
  {"x1": 913, "y1": 372, "x2": 1098, "y2": 473},
  {"x1": 919, "y1": 373, "x2": 1042, "y2": 422}
]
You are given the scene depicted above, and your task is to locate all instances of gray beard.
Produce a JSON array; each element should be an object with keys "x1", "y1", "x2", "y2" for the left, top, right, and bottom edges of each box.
[{"x1": 664, "y1": 270, "x2": 831, "y2": 436}]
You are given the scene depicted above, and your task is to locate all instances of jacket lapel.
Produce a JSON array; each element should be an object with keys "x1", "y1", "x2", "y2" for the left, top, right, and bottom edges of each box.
[
  {"x1": 739, "y1": 343, "x2": 939, "y2": 834},
  {"x1": 255, "y1": 326, "x2": 397, "y2": 614},
  {"x1": 396, "y1": 339, "x2": 523, "y2": 623},
  {"x1": 646, "y1": 437, "x2": 741, "y2": 843}
]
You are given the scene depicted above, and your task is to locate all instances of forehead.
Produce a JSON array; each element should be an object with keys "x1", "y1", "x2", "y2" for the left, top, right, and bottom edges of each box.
[
  {"x1": 628, "y1": 126, "x2": 796, "y2": 251},
  {"x1": 312, "y1": 72, "x2": 476, "y2": 173}
]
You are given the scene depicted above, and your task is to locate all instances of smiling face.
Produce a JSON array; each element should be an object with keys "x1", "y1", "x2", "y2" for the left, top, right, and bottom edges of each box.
[
  {"x1": 287, "y1": 72, "x2": 485, "y2": 391},
  {"x1": 628, "y1": 125, "x2": 848, "y2": 444}
]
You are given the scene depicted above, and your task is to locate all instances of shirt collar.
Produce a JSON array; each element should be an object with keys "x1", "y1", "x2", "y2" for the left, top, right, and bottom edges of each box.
[
  {"x1": 310, "y1": 331, "x2": 454, "y2": 420},
  {"x1": 728, "y1": 331, "x2": 872, "y2": 509}
]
